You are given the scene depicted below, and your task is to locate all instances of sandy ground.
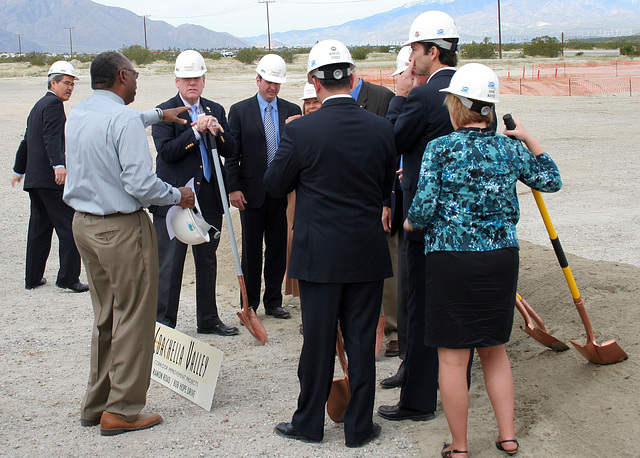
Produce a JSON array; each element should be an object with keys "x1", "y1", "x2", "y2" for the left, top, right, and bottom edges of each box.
[{"x1": 1, "y1": 57, "x2": 639, "y2": 457}]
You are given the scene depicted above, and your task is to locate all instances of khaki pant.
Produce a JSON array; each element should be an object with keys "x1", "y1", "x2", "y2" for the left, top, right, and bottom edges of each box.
[{"x1": 73, "y1": 210, "x2": 159, "y2": 422}]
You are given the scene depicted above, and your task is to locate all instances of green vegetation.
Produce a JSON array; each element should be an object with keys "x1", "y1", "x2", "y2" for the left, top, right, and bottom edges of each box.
[
  {"x1": 523, "y1": 35, "x2": 563, "y2": 57},
  {"x1": 236, "y1": 47, "x2": 266, "y2": 65},
  {"x1": 461, "y1": 39, "x2": 497, "y2": 59}
]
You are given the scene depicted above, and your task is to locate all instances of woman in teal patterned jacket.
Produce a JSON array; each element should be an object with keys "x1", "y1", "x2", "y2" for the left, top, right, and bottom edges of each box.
[{"x1": 404, "y1": 64, "x2": 561, "y2": 458}]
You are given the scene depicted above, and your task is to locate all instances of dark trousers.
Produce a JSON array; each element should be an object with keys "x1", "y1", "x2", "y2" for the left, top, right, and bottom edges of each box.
[
  {"x1": 239, "y1": 193, "x2": 287, "y2": 312},
  {"x1": 292, "y1": 279, "x2": 383, "y2": 443},
  {"x1": 154, "y1": 181, "x2": 223, "y2": 329},
  {"x1": 398, "y1": 239, "x2": 439, "y2": 412},
  {"x1": 25, "y1": 188, "x2": 81, "y2": 287}
]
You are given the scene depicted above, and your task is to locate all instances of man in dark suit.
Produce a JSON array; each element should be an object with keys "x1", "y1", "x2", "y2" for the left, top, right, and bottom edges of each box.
[
  {"x1": 225, "y1": 54, "x2": 301, "y2": 319},
  {"x1": 351, "y1": 74, "x2": 402, "y2": 357},
  {"x1": 266, "y1": 39, "x2": 396, "y2": 448},
  {"x1": 151, "y1": 50, "x2": 239, "y2": 336},
  {"x1": 377, "y1": 10, "x2": 460, "y2": 422},
  {"x1": 12, "y1": 61, "x2": 88, "y2": 292}
]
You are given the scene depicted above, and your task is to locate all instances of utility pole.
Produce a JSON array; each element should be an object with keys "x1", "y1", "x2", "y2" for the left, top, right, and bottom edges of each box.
[
  {"x1": 15, "y1": 33, "x2": 24, "y2": 56},
  {"x1": 65, "y1": 27, "x2": 74, "y2": 56},
  {"x1": 258, "y1": 0, "x2": 275, "y2": 51},
  {"x1": 139, "y1": 15, "x2": 150, "y2": 49},
  {"x1": 497, "y1": 0, "x2": 503, "y2": 59}
]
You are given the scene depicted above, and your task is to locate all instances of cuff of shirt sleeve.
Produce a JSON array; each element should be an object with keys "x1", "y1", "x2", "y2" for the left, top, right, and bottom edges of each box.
[
  {"x1": 192, "y1": 127, "x2": 201, "y2": 141},
  {"x1": 52, "y1": 165, "x2": 65, "y2": 169},
  {"x1": 14, "y1": 171, "x2": 24, "y2": 178},
  {"x1": 172, "y1": 187, "x2": 183, "y2": 205}
]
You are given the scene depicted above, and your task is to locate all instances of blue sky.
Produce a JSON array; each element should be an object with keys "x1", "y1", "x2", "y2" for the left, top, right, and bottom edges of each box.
[{"x1": 93, "y1": 0, "x2": 416, "y2": 37}]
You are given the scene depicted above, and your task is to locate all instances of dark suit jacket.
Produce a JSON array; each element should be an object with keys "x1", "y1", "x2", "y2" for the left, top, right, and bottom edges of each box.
[
  {"x1": 264, "y1": 97, "x2": 396, "y2": 283},
  {"x1": 14, "y1": 92, "x2": 66, "y2": 191},
  {"x1": 151, "y1": 93, "x2": 236, "y2": 217},
  {"x1": 386, "y1": 68, "x2": 455, "y2": 242},
  {"x1": 356, "y1": 80, "x2": 394, "y2": 117},
  {"x1": 225, "y1": 95, "x2": 301, "y2": 208}
]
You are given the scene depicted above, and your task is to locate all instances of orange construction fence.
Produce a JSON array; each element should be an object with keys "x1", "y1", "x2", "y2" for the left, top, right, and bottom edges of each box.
[{"x1": 357, "y1": 60, "x2": 640, "y2": 97}]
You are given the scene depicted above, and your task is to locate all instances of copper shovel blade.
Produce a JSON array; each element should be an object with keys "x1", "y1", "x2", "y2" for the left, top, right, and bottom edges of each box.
[
  {"x1": 515, "y1": 295, "x2": 569, "y2": 352},
  {"x1": 570, "y1": 297, "x2": 627, "y2": 365},
  {"x1": 236, "y1": 275, "x2": 268, "y2": 345}
]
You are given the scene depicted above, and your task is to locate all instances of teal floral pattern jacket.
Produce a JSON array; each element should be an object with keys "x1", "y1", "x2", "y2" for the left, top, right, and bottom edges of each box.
[{"x1": 407, "y1": 128, "x2": 562, "y2": 253}]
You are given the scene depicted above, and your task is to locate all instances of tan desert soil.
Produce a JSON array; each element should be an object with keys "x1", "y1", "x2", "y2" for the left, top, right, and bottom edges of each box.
[{"x1": 1, "y1": 57, "x2": 638, "y2": 457}]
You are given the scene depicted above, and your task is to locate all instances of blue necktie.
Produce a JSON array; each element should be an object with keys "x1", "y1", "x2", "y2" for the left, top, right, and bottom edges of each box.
[
  {"x1": 190, "y1": 105, "x2": 212, "y2": 181},
  {"x1": 264, "y1": 104, "x2": 277, "y2": 166}
]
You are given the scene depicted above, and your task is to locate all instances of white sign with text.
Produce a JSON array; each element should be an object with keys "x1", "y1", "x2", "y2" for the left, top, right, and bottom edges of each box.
[{"x1": 152, "y1": 323, "x2": 223, "y2": 411}]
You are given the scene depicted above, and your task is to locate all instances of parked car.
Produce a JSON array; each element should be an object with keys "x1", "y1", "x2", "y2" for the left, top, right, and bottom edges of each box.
[{"x1": 220, "y1": 50, "x2": 236, "y2": 57}]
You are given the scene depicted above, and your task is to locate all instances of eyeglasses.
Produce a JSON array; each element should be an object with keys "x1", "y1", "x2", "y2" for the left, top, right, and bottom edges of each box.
[
  {"x1": 121, "y1": 68, "x2": 139, "y2": 79},
  {"x1": 61, "y1": 81, "x2": 75, "y2": 88}
]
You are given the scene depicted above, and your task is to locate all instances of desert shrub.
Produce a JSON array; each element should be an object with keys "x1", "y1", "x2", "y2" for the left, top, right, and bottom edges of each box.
[
  {"x1": 119, "y1": 45, "x2": 154, "y2": 65},
  {"x1": 523, "y1": 36, "x2": 562, "y2": 57},
  {"x1": 461, "y1": 41, "x2": 497, "y2": 59},
  {"x1": 236, "y1": 48, "x2": 266, "y2": 65}
]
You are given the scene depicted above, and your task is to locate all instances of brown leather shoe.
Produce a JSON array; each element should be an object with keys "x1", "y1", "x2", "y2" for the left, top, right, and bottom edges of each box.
[
  {"x1": 100, "y1": 411, "x2": 162, "y2": 436},
  {"x1": 384, "y1": 339, "x2": 399, "y2": 357}
]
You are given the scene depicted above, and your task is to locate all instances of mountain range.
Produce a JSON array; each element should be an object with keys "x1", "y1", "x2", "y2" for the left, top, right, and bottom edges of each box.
[{"x1": 1, "y1": 0, "x2": 639, "y2": 54}]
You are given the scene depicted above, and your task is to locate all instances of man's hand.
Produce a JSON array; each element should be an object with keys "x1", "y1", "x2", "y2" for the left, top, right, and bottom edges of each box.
[
  {"x1": 177, "y1": 187, "x2": 195, "y2": 208},
  {"x1": 285, "y1": 114, "x2": 301, "y2": 124},
  {"x1": 229, "y1": 190, "x2": 247, "y2": 210},
  {"x1": 54, "y1": 167, "x2": 67, "y2": 185},
  {"x1": 397, "y1": 167, "x2": 403, "y2": 184},
  {"x1": 11, "y1": 174, "x2": 23, "y2": 187},
  {"x1": 192, "y1": 114, "x2": 224, "y2": 136},
  {"x1": 162, "y1": 106, "x2": 190, "y2": 124},
  {"x1": 396, "y1": 58, "x2": 421, "y2": 98},
  {"x1": 381, "y1": 206, "x2": 392, "y2": 232}
]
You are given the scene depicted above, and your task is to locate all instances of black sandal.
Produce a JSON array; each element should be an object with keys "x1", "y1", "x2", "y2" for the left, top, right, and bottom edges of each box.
[
  {"x1": 496, "y1": 439, "x2": 519, "y2": 456},
  {"x1": 441, "y1": 443, "x2": 468, "y2": 458}
]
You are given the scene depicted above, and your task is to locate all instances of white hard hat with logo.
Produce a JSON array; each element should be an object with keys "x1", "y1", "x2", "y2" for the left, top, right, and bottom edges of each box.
[
  {"x1": 306, "y1": 39, "x2": 355, "y2": 84},
  {"x1": 391, "y1": 46, "x2": 412, "y2": 76},
  {"x1": 300, "y1": 82, "x2": 317, "y2": 100},
  {"x1": 404, "y1": 10, "x2": 460, "y2": 51},
  {"x1": 175, "y1": 50, "x2": 207, "y2": 78},
  {"x1": 48, "y1": 61, "x2": 78, "y2": 80},
  {"x1": 256, "y1": 54, "x2": 287, "y2": 84},
  {"x1": 169, "y1": 207, "x2": 217, "y2": 245},
  {"x1": 440, "y1": 63, "x2": 499, "y2": 115}
]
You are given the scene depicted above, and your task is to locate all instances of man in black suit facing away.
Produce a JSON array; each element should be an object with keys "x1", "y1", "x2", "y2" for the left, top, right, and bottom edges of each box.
[
  {"x1": 265, "y1": 39, "x2": 396, "y2": 448},
  {"x1": 151, "y1": 50, "x2": 239, "y2": 336},
  {"x1": 225, "y1": 54, "x2": 301, "y2": 319},
  {"x1": 12, "y1": 61, "x2": 88, "y2": 293}
]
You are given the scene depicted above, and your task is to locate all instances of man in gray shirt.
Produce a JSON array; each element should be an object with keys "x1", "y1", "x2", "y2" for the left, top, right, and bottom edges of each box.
[{"x1": 64, "y1": 51, "x2": 195, "y2": 436}]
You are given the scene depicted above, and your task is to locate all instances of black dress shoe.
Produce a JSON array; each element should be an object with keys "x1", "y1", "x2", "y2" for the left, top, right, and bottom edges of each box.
[
  {"x1": 56, "y1": 281, "x2": 89, "y2": 292},
  {"x1": 265, "y1": 306, "x2": 291, "y2": 319},
  {"x1": 274, "y1": 422, "x2": 320, "y2": 443},
  {"x1": 380, "y1": 362, "x2": 405, "y2": 389},
  {"x1": 377, "y1": 403, "x2": 435, "y2": 421},
  {"x1": 197, "y1": 323, "x2": 240, "y2": 336},
  {"x1": 25, "y1": 278, "x2": 46, "y2": 290},
  {"x1": 346, "y1": 423, "x2": 381, "y2": 448}
]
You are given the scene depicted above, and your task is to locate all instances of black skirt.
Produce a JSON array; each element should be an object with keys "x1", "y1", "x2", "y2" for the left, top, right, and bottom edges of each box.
[{"x1": 424, "y1": 248, "x2": 519, "y2": 349}]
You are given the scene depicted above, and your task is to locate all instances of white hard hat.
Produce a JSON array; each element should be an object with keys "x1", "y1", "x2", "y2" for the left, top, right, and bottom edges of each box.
[
  {"x1": 48, "y1": 60, "x2": 78, "y2": 80},
  {"x1": 256, "y1": 54, "x2": 287, "y2": 84},
  {"x1": 391, "y1": 46, "x2": 412, "y2": 77},
  {"x1": 300, "y1": 82, "x2": 317, "y2": 100},
  {"x1": 404, "y1": 10, "x2": 460, "y2": 51},
  {"x1": 307, "y1": 39, "x2": 355, "y2": 84},
  {"x1": 169, "y1": 207, "x2": 213, "y2": 245},
  {"x1": 175, "y1": 50, "x2": 207, "y2": 78},
  {"x1": 440, "y1": 63, "x2": 499, "y2": 115}
]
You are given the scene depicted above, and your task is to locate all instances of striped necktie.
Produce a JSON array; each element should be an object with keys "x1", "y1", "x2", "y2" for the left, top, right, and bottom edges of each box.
[
  {"x1": 264, "y1": 104, "x2": 277, "y2": 166},
  {"x1": 190, "y1": 105, "x2": 212, "y2": 181}
]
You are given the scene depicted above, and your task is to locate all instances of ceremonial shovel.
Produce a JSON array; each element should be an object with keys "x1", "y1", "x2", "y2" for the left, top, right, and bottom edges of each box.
[
  {"x1": 515, "y1": 293, "x2": 569, "y2": 351},
  {"x1": 504, "y1": 115, "x2": 627, "y2": 364},
  {"x1": 207, "y1": 133, "x2": 268, "y2": 345}
]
